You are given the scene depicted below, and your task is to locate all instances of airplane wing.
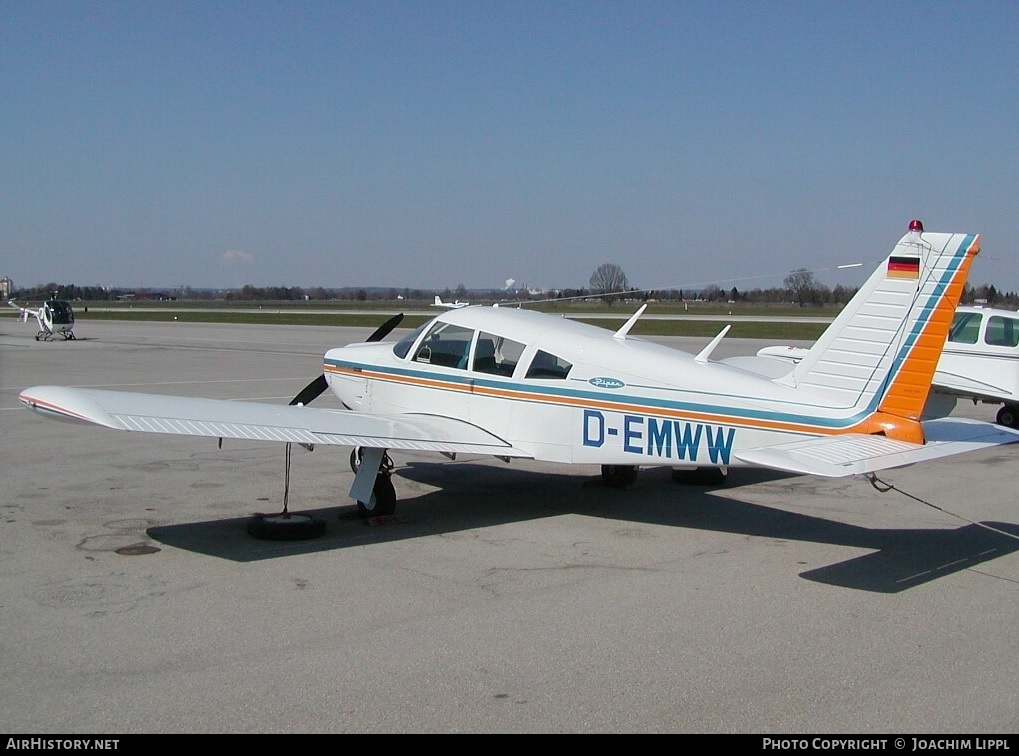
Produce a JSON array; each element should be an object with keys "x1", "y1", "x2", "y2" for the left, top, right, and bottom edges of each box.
[
  {"x1": 734, "y1": 418, "x2": 1019, "y2": 477},
  {"x1": 18, "y1": 385, "x2": 532, "y2": 458},
  {"x1": 932, "y1": 369, "x2": 1017, "y2": 401}
]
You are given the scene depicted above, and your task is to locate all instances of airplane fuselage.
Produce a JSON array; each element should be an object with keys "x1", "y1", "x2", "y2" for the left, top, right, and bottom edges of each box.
[
  {"x1": 323, "y1": 307, "x2": 894, "y2": 469},
  {"x1": 936, "y1": 306, "x2": 1019, "y2": 403}
]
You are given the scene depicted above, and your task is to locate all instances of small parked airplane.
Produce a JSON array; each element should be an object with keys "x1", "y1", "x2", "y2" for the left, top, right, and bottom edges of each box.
[
  {"x1": 7, "y1": 299, "x2": 76, "y2": 341},
  {"x1": 17, "y1": 221, "x2": 1019, "y2": 534},
  {"x1": 753, "y1": 305, "x2": 1019, "y2": 429},
  {"x1": 433, "y1": 295, "x2": 470, "y2": 309}
]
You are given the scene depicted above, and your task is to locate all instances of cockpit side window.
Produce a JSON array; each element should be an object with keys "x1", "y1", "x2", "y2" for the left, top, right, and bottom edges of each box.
[
  {"x1": 472, "y1": 332, "x2": 524, "y2": 376},
  {"x1": 948, "y1": 312, "x2": 981, "y2": 344},
  {"x1": 985, "y1": 316, "x2": 1019, "y2": 348},
  {"x1": 412, "y1": 322, "x2": 474, "y2": 369},
  {"x1": 525, "y1": 350, "x2": 573, "y2": 379}
]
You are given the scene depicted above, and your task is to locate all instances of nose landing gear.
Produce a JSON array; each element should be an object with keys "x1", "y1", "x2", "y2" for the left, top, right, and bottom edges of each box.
[{"x1": 350, "y1": 448, "x2": 397, "y2": 517}]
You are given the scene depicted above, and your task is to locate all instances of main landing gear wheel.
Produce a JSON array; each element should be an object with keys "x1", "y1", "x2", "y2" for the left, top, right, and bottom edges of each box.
[
  {"x1": 247, "y1": 513, "x2": 327, "y2": 541},
  {"x1": 996, "y1": 404, "x2": 1018, "y2": 429},
  {"x1": 601, "y1": 464, "x2": 638, "y2": 488},
  {"x1": 357, "y1": 474, "x2": 397, "y2": 517},
  {"x1": 671, "y1": 467, "x2": 727, "y2": 486}
]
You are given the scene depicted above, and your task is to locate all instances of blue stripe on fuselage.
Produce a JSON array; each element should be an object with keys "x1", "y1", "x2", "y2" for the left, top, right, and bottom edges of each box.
[{"x1": 326, "y1": 357, "x2": 867, "y2": 432}]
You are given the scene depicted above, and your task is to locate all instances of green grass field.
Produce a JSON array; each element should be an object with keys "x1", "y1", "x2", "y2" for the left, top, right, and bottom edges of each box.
[{"x1": 66, "y1": 303, "x2": 830, "y2": 340}]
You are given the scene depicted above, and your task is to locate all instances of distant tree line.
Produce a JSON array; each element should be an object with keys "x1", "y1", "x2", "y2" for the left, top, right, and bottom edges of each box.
[
  {"x1": 9, "y1": 276, "x2": 1019, "y2": 309},
  {"x1": 9, "y1": 283, "x2": 440, "y2": 303}
]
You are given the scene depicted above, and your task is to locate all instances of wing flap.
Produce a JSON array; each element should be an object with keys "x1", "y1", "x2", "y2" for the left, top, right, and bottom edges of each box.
[
  {"x1": 19, "y1": 385, "x2": 531, "y2": 457},
  {"x1": 734, "y1": 418, "x2": 1019, "y2": 477}
]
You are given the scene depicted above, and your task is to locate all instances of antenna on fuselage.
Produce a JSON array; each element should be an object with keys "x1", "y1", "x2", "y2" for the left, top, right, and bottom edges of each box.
[
  {"x1": 694, "y1": 325, "x2": 731, "y2": 363},
  {"x1": 613, "y1": 304, "x2": 647, "y2": 339}
]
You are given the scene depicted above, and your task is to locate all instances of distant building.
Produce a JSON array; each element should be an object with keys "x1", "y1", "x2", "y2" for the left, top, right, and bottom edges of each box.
[{"x1": 0, "y1": 277, "x2": 12, "y2": 299}]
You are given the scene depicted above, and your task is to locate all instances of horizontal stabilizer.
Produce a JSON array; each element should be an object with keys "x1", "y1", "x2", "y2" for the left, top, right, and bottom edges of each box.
[
  {"x1": 733, "y1": 418, "x2": 1019, "y2": 477},
  {"x1": 19, "y1": 386, "x2": 531, "y2": 458}
]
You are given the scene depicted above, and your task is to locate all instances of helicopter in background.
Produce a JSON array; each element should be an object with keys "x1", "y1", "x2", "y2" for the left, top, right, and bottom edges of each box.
[{"x1": 7, "y1": 299, "x2": 77, "y2": 341}]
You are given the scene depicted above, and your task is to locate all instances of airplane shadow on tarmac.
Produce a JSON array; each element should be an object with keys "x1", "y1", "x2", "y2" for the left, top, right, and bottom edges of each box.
[{"x1": 147, "y1": 461, "x2": 1019, "y2": 594}]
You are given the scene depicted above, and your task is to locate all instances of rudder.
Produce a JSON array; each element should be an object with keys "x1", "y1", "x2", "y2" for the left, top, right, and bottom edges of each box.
[{"x1": 777, "y1": 221, "x2": 980, "y2": 428}]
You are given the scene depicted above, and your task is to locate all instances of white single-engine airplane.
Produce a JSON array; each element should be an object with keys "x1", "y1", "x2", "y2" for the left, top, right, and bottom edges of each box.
[
  {"x1": 18, "y1": 221, "x2": 1019, "y2": 528},
  {"x1": 432, "y1": 295, "x2": 470, "y2": 309},
  {"x1": 7, "y1": 299, "x2": 77, "y2": 341}
]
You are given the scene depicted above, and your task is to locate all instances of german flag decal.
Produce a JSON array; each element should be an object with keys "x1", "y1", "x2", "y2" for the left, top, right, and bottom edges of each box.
[{"x1": 887, "y1": 256, "x2": 920, "y2": 278}]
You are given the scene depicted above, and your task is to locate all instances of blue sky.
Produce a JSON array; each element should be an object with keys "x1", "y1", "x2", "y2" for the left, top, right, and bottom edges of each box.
[{"x1": 3, "y1": 0, "x2": 1017, "y2": 293}]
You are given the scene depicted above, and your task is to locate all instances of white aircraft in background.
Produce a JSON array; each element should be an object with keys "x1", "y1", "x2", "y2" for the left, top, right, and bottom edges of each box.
[
  {"x1": 432, "y1": 295, "x2": 470, "y2": 309},
  {"x1": 7, "y1": 299, "x2": 77, "y2": 341},
  {"x1": 18, "y1": 221, "x2": 1019, "y2": 539},
  {"x1": 753, "y1": 304, "x2": 1019, "y2": 429}
]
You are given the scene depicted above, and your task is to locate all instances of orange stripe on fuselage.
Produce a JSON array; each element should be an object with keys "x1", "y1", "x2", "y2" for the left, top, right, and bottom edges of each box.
[
  {"x1": 877, "y1": 236, "x2": 980, "y2": 423},
  {"x1": 325, "y1": 364, "x2": 913, "y2": 439}
]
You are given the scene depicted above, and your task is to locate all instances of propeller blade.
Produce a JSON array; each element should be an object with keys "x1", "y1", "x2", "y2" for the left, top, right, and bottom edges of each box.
[
  {"x1": 366, "y1": 313, "x2": 404, "y2": 343},
  {"x1": 289, "y1": 374, "x2": 328, "y2": 406},
  {"x1": 289, "y1": 314, "x2": 403, "y2": 407}
]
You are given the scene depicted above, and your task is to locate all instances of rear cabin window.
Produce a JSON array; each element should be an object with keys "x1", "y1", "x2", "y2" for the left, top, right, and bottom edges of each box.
[
  {"x1": 412, "y1": 322, "x2": 474, "y2": 369},
  {"x1": 948, "y1": 312, "x2": 981, "y2": 344},
  {"x1": 472, "y1": 332, "x2": 525, "y2": 376},
  {"x1": 985, "y1": 316, "x2": 1019, "y2": 348},
  {"x1": 525, "y1": 350, "x2": 573, "y2": 379}
]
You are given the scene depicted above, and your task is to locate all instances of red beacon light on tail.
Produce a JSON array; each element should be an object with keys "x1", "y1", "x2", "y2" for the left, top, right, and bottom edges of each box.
[{"x1": 909, "y1": 219, "x2": 924, "y2": 232}]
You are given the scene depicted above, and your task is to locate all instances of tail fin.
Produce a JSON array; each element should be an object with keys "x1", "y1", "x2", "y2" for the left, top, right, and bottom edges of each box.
[{"x1": 776, "y1": 221, "x2": 979, "y2": 437}]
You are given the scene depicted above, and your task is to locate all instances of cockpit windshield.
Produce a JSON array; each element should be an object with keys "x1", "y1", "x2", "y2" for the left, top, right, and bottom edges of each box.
[
  {"x1": 45, "y1": 300, "x2": 74, "y2": 325},
  {"x1": 393, "y1": 322, "x2": 429, "y2": 359}
]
